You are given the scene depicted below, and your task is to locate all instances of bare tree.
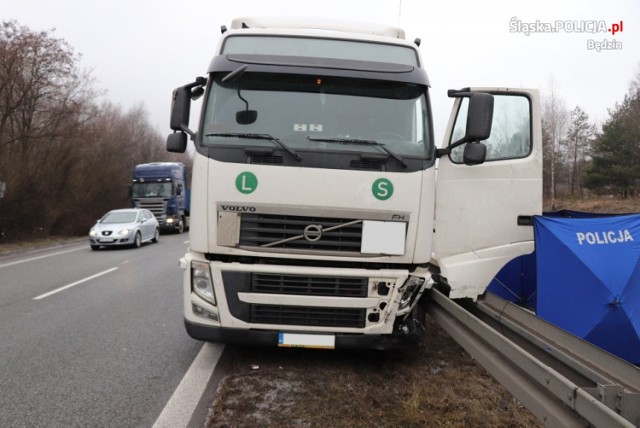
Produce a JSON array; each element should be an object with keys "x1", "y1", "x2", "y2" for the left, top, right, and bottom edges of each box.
[
  {"x1": 0, "y1": 21, "x2": 95, "y2": 238},
  {"x1": 0, "y1": 21, "x2": 95, "y2": 153},
  {"x1": 0, "y1": 21, "x2": 187, "y2": 240},
  {"x1": 541, "y1": 81, "x2": 569, "y2": 209}
]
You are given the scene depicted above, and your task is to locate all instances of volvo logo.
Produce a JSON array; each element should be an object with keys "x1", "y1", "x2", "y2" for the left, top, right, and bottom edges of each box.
[
  {"x1": 220, "y1": 205, "x2": 256, "y2": 212},
  {"x1": 303, "y1": 224, "x2": 323, "y2": 242}
]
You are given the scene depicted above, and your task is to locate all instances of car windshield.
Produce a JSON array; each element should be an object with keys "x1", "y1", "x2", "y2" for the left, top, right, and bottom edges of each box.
[
  {"x1": 131, "y1": 182, "x2": 173, "y2": 198},
  {"x1": 102, "y1": 212, "x2": 137, "y2": 224},
  {"x1": 201, "y1": 73, "x2": 430, "y2": 158}
]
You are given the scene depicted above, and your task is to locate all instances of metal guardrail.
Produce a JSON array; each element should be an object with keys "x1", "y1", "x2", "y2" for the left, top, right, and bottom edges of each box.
[{"x1": 425, "y1": 288, "x2": 640, "y2": 427}]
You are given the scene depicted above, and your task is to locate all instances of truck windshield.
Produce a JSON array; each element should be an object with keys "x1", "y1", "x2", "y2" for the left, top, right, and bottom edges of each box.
[
  {"x1": 131, "y1": 182, "x2": 173, "y2": 198},
  {"x1": 201, "y1": 73, "x2": 430, "y2": 158}
]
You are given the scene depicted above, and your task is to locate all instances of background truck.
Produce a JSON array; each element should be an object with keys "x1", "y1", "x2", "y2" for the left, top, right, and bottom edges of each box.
[
  {"x1": 166, "y1": 17, "x2": 542, "y2": 349},
  {"x1": 131, "y1": 162, "x2": 190, "y2": 233}
]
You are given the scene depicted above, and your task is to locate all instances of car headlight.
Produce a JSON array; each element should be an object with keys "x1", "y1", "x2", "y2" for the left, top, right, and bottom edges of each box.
[
  {"x1": 89, "y1": 229, "x2": 98, "y2": 237},
  {"x1": 192, "y1": 261, "x2": 216, "y2": 305},
  {"x1": 118, "y1": 228, "x2": 131, "y2": 236}
]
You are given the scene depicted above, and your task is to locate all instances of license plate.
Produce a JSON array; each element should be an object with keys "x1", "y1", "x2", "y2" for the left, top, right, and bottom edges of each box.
[
  {"x1": 278, "y1": 332, "x2": 335, "y2": 349},
  {"x1": 99, "y1": 238, "x2": 115, "y2": 243}
]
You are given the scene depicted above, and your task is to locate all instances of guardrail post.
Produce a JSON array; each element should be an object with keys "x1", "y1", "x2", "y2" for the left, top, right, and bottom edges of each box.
[{"x1": 621, "y1": 391, "x2": 640, "y2": 425}]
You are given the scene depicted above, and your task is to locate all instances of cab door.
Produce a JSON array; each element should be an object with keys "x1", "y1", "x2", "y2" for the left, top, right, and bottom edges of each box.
[{"x1": 433, "y1": 88, "x2": 542, "y2": 300}]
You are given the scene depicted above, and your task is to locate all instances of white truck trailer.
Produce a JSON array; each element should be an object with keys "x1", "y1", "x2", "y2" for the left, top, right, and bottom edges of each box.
[{"x1": 167, "y1": 17, "x2": 541, "y2": 349}]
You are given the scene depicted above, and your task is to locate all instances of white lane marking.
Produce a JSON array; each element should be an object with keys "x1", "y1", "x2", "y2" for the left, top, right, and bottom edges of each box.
[
  {"x1": 183, "y1": 240, "x2": 189, "y2": 244},
  {"x1": 153, "y1": 342, "x2": 225, "y2": 428},
  {"x1": 0, "y1": 246, "x2": 85, "y2": 269},
  {"x1": 33, "y1": 267, "x2": 119, "y2": 300}
]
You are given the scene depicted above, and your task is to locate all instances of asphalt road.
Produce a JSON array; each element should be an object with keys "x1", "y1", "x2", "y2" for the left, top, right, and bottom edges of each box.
[{"x1": 0, "y1": 234, "x2": 205, "y2": 427}]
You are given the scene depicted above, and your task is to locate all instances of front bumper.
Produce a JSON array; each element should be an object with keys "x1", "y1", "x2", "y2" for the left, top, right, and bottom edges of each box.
[
  {"x1": 183, "y1": 257, "x2": 431, "y2": 349},
  {"x1": 185, "y1": 318, "x2": 424, "y2": 350},
  {"x1": 89, "y1": 236, "x2": 134, "y2": 246}
]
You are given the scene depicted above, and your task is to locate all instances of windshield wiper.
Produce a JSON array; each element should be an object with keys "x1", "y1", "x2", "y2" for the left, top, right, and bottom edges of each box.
[
  {"x1": 205, "y1": 133, "x2": 302, "y2": 161},
  {"x1": 307, "y1": 137, "x2": 407, "y2": 168}
]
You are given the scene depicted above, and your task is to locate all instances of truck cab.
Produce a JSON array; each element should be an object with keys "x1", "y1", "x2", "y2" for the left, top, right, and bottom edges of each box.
[
  {"x1": 131, "y1": 162, "x2": 190, "y2": 233},
  {"x1": 167, "y1": 17, "x2": 541, "y2": 349}
]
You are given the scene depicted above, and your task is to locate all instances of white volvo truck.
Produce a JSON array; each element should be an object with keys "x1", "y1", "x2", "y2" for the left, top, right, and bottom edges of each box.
[{"x1": 167, "y1": 17, "x2": 542, "y2": 349}]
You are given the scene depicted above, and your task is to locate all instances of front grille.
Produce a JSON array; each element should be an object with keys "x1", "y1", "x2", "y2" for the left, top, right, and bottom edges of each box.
[
  {"x1": 252, "y1": 274, "x2": 368, "y2": 297},
  {"x1": 250, "y1": 305, "x2": 366, "y2": 328},
  {"x1": 136, "y1": 200, "x2": 167, "y2": 219},
  {"x1": 239, "y1": 214, "x2": 363, "y2": 252}
]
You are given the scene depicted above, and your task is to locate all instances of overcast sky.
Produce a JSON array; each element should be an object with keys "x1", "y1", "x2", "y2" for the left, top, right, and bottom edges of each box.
[{"x1": 4, "y1": 0, "x2": 639, "y2": 145}]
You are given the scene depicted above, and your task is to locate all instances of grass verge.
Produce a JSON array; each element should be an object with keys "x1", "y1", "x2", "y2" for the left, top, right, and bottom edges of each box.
[{"x1": 206, "y1": 316, "x2": 541, "y2": 427}]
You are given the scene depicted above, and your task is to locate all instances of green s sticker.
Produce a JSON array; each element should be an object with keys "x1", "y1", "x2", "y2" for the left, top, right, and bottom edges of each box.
[{"x1": 372, "y1": 178, "x2": 393, "y2": 200}]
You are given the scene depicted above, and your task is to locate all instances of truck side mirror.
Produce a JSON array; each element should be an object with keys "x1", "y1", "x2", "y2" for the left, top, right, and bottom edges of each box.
[
  {"x1": 170, "y1": 87, "x2": 192, "y2": 133},
  {"x1": 176, "y1": 184, "x2": 183, "y2": 195},
  {"x1": 458, "y1": 93, "x2": 492, "y2": 165},
  {"x1": 169, "y1": 77, "x2": 206, "y2": 137},
  {"x1": 437, "y1": 92, "x2": 494, "y2": 163},
  {"x1": 463, "y1": 142, "x2": 487, "y2": 165},
  {"x1": 167, "y1": 132, "x2": 188, "y2": 153},
  {"x1": 465, "y1": 92, "x2": 494, "y2": 142}
]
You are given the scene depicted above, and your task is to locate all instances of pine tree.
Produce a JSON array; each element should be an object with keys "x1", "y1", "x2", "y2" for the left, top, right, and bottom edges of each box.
[
  {"x1": 565, "y1": 106, "x2": 595, "y2": 196},
  {"x1": 583, "y1": 78, "x2": 640, "y2": 198}
]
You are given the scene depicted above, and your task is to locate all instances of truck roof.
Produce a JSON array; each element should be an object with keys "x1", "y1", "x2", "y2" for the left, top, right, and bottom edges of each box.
[
  {"x1": 230, "y1": 17, "x2": 406, "y2": 40},
  {"x1": 133, "y1": 162, "x2": 186, "y2": 180},
  {"x1": 218, "y1": 17, "x2": 421, "y2": 68}
]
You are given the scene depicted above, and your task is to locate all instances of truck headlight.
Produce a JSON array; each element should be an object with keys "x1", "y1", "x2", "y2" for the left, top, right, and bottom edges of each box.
[
  {"x1": 398, "y1": 276, "x2": 425, "y2": 310},
  {"x1": 192, "y1": 261, "x2": 216, "y2": 305}
]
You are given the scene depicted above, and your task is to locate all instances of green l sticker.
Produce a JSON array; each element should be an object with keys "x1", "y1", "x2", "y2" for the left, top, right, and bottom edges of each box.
[
  {"x1": 236, "y1": 172, "x2": 258, "y2": 194},
  {"x1": 372, "y1": 178, "x2": 393, "y2": 200}
]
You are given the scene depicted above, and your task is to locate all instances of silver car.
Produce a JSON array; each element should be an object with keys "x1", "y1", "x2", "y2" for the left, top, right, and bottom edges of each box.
[{"x1": 89, "y1": 208, "x2": 159, "y2": 250}]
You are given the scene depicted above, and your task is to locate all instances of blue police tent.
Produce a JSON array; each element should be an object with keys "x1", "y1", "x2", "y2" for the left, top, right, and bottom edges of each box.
[
  {"x1": 534, "y1": 213, "x2": 640, "y2": 364},
  {"x1": 487, "y1": 253, "x2": 537, "y2": 310}
]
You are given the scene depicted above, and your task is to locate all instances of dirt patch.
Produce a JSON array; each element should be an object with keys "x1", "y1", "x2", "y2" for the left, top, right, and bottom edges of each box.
[{"x1": 205, "y1": 315, "x2": 541, "y2": 427}]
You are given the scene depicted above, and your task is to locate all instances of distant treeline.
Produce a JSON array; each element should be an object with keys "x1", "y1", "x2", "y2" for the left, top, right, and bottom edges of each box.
[
  {"x1": 0, "y1": 21, "x2": 190, "y2": 241},
  {"x1": 542, "y1": 70, "x2": 640, "y2": 208}
]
